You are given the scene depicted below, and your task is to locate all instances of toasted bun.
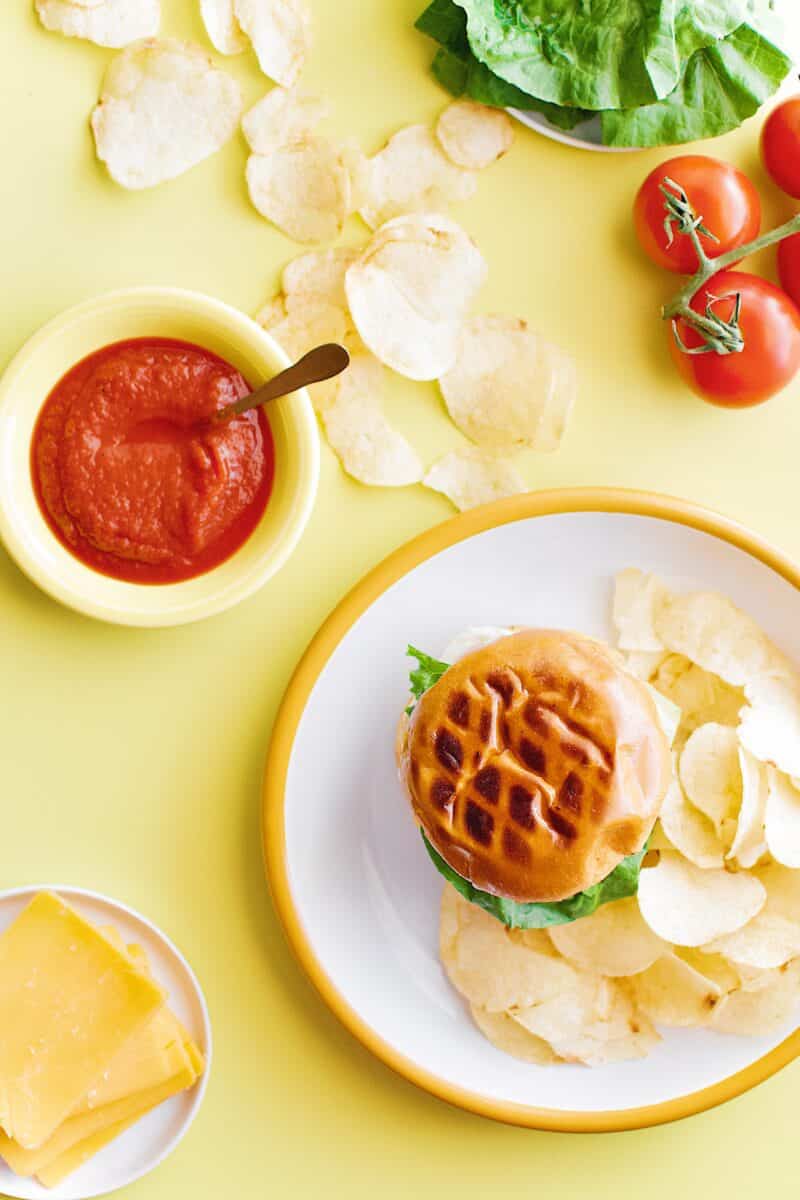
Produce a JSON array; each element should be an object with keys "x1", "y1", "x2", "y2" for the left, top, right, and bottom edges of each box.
[{"x1": 400, "y1": 630, "x2": 671, "y2": 903}]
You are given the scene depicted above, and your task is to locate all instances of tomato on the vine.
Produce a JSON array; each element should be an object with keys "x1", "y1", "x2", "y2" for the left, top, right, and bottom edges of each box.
[
  {"x1": 761, "y1": 97, "x2": 800, "y2": 199},
  {"x1": 669, "y1": 270, "x2": 800, "y2": 408},
  {"x1": 778, "y1": 233, "x2": 800, "y2": 309},
  {"x1": 634, "y1": 155, "x2": 761, "y2": 275}
]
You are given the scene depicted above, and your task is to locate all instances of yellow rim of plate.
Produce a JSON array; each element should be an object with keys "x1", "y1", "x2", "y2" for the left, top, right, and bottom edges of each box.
[{"x1": 262, "y1": 487, "x2": 800, "y2": 1133}]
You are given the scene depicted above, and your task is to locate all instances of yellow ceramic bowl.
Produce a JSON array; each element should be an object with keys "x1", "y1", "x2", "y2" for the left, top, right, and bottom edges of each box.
[{"x1": 0, "y1": 288, "x2": 320, "y2": 627}]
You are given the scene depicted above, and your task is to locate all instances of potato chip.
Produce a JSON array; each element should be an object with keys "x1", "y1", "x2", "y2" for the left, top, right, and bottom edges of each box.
[
  {"x1": 440, "y1": 886, "x2": 583, "y2": 1012},
  {"x1": 647, "y1": 687, "x2": 680, "y2": 747},
  {"x1": 677, "y1": 948, "x2": 740, "y2": 993},
  {"x1": 359, "y1": 125, "x2": 476, "y2": 230},
  {"x1": 623, "y1": 651, "x2": 669, "y2": 682},
  {"x1": 200, "y1": 0, "x2": 247, "y2": 54},
  {"x1": 233, "y1": 0, "x2": 310, "y2": 87},
  {"x1": 637, "y1": 850, "x2": 766, "y2": 946},
  {"x1": 765, "y1": 768, "x2": 800, "y2": 868},
  {"x1": 256, "y1": 295, "x2": 351, "y2": 411},
  {"x1": 282, "y1": 247, "x2": 359, "y2": 311},
  {"x1": 679, "y1": 723, "x2": 742, "y2": 836},
  {"x1": 511, "y1": 973, "x2": 608, "y2": 1044},
  {"x1": 242, "y1": 86, "x2": 329, "y2": 155},
  {"x1": 438, "y1": 316, "x2": 576, "y2": 453},
  {"x1": 423, "y1": 449, "x2": 525, "y2": 513},
  {"x1": 705, "y1": 864, "x2": 800, "y2": 969},
  {"x1": 338, "y1": 138, "x2": 373, "y2": 215},
  {"x1": 470, "y1": 1005, "x2": 560, "y2": 1065},
  {"x1": 711, "y1": 960, "x2": 800, "y2": 1035},
  {"x1": 630, "y1": 954, "x2": 722, "y2": 1027},
  {"x1": 727, "y1": 747, "x2": 768, "y2": 869},
  {"x1": 246, "y1": 138, "x2": 353, "y2": 244},
  {"x1": 651, "y1": 655, "x2": 744, "y2": 746},
  {"x1": 613, "y1": 569, "x2": 666, "y2": 653},
  {"x1": 658, "y1": 778, "x2": 725, "y2": 869},
  {"x1": 255, "y1": 295, "x2": 289, "y2": 331},
  {"x1": 91, "y1": 39, "x2": 242, "y2": 190},
  {"x1": 515, "y1": 978, "x2": 660, "y2": 1066},
  {"x1": 548, "y1": 897, "x2": 666, "y2": 977},
  {"x1": 654, "y1": 589, "x2": 782, "y2": 688},
  {"x1": 321, "y1": 354, "x2": 423, "y2": 487},
  {"x1": 738, "y1": 684, "x2": 800, "y2": 780},
  {"x1": 345, "y1": 214, "x2": 487, "y2": 380},
  {"x1": 436, "y1": 100, "x2": 514, "y2": 170},
  {"x1": 36, "y1": 0, "x2": 159, "y2": 48}
]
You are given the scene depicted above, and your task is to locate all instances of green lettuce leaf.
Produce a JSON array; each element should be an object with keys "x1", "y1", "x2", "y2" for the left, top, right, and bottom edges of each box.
[
  {"x1": 454, "y1": 0, "x2": 750, "y2": 111},
  {"x1": 407, "y1": 646, "x2": 450, "y2": 709},
  {"x1": 416, "y1": 0, "x2": 591, "y2": 128},
  {"x1": 423, "y1": 831, "x2": 647, "y2": 928},
  {"x1": 602, "y1": 18, "x2": 792, "y2": 147}
]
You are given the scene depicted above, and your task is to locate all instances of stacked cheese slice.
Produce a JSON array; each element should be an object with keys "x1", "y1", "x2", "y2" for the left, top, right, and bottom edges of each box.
[{"x1": 0, "y1": 892, "x2": 205, "y2": 1188}]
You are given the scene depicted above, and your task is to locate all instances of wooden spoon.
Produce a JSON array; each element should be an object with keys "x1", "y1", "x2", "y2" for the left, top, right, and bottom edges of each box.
[{"x1": 211, "y1": 343, "x2": 350, "y2": 424}]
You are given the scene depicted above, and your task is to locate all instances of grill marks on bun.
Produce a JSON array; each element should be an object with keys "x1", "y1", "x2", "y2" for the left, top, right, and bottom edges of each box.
[{"x1": 402, "y1": 630, "x2": 672, "y2": 903}]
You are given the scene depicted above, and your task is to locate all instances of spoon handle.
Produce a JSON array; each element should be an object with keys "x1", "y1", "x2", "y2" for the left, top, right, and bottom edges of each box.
[{"x1": 213, "y1": 343, "x2": 350, "y2": 424}]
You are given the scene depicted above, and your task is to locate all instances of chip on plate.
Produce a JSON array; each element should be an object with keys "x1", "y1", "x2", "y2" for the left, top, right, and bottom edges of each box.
[
  {"x1": 440, "y1": 886, "x2": 582, "y2": 1012},
  {"x1": 765, "y1": 768, "x2": 800, "y2": 868},
  {"x1": 548, "y1": 897, "x2": 666, "y2": 977},
  {"x1": 436, "y1": 100, "x2": 514, "y2": 170},
  {"x1": 705, "y1": 864, "x2": 800, "y2": 969},
  {"x1": 345, "y1": 213, "x2": 487, "y2": 380},
  {"x1": 657, "y1": 778, "x2": 726, "y2": 870},
  {"x1": 514, "y1": 977, "x2": 659, "y2": 1066},
  {"x1": 679, "y1": 723, "x2": 741, "y2": 837},
  {"x1": 629, "y1": 953, "x2": 722, "y2": 1027},
  {"x1": 637, "y1": 849, "x2": 766, "y2": 947},
  {"x1": 200, "y1": 0, "x2": 247, "y2": 54},
  {"x1": 360, "y1": 124, "x2": 476, "y2": 230},
  {"x1": 91, "y1": 39, "x2": 242, "y2": 189},
  {"x1": 613, "y1": 569, "x2": 666, "y2": 653},
  {"x1": 438, "y1": 316, "x2": 576, "y2": 452},
  {"x1": 727, "y1": 747, "x2": 768, "y2": 869},
  {"x1": 36, "y1": 0, "x2": 160, "y2": 48},
  {"x1": 246, "y1": 137, "x2": 352, "y2": 243},
  {"x1": 423, "y1": 449, "x2": 526, "y2": 512},
  {"x1": 470, "y1": 1005, "x2": 559, "y2": 1065},
  {"x1": 233, "y1": 0, "x2": 311, "y2": 87},
  {"x1": 710, "y1": 960, "x2": 800, "y2": 1036},
  {"x1": 320, "y1": 354, "x2": 423, "y2": 487},
  {"x1": 242, "y1": 86, "x2": 330, "y2": 155}
]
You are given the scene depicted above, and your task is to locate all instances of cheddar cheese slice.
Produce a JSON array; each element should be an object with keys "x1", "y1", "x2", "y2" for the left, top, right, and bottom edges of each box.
[
  {"x1": 36, "y1": 1116, "x2": 139, "y2": 1190},
  {"x1": 0, "y1": 893, "x2": 165, "y2": 1150}
]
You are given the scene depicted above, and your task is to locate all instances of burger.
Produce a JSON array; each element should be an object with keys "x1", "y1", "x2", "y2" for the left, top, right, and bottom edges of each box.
[{"x1": 398, "y1": 628, "x2": 674, "y2": 928}]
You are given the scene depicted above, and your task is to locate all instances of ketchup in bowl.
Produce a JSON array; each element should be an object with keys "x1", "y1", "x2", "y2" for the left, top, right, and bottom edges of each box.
[{"x1": 31, "y1": 338, "x2": 274, "y2": 584}]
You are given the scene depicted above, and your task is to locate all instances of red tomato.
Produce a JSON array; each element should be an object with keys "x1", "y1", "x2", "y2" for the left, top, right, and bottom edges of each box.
[
  {"x1": 778, "y1": 233, "x2": 800, "y2": 307},
  {"x1": 669, "y1": 270, "x2": 800, "y2": 407},
  {"x1": 761, "y1": 97, "x2": 800, "y2": 199},
  {"x1": 634, "y1": 156, "x2": 761, "y2": 274}
]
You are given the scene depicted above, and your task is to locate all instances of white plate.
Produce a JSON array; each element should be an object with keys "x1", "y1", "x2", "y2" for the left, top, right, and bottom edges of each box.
[
  {"x1": 0, "y1": 886, "x2": 212, "y2": 1199},
  {"x1": 512, "y1": 7, "x2": 800, "y2": 152},
  {"x1": 264, "y1": 490, "x2": 800, "y2": 1131}
]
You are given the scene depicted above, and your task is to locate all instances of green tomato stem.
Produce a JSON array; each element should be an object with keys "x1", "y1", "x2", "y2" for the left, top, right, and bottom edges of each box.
[{"x1": 663, "y1": 212, "x2": 800, "y2": 351}]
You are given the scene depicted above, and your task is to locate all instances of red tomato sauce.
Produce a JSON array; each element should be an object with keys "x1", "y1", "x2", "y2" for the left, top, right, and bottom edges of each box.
[{"x1": 31, "y1": 338, "x2": 274, "y2": 585}]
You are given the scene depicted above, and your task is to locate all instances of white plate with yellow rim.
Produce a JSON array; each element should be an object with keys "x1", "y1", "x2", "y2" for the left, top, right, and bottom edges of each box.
[
  {"x1": 0, "y1": 886, "x2": 211, "y2": 1200},
  {"x1": 263, "y1": 489, "x2": 800, "y2": 1131}
]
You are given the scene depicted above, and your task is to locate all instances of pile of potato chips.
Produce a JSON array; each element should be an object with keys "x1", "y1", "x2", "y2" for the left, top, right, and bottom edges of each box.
[
  {"x1": 252, "y1": 93, "x2": 576, "y2": 505},
  {"x1": 34, "y1": 0, "x2": 578, "y2": 510},
  {"x1": 441, "y1": 571, "x2": 800, "y2": 1066}
]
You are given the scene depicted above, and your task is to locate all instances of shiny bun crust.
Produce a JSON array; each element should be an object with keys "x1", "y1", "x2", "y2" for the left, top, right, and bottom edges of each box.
[{"x1": 400, "y1": 630, "x2": 671, "y2": 903}]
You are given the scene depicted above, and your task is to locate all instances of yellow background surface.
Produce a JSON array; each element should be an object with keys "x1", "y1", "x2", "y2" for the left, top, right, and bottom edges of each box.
[{"x1": 0, "y1": 2, "x2": 798, "y2": 1197}]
